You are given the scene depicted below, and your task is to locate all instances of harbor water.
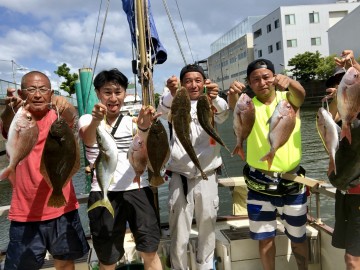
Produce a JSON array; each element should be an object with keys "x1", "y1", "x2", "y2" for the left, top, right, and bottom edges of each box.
[{"x1": 0, "y1": 107, "x2": 333, "y2": 252}]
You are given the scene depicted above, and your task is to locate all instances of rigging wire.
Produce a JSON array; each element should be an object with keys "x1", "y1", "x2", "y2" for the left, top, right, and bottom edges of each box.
[
  {"x1": 174, "y1": 0, "x2": 194, "y2": 63},
  {"x1": 89, "y1": 0, "x2": 104, "y2": 68},
  {"x1": 85, "y1": 0, "x2": 111, "y2": 108},
  {"x1": 161, "y1": 0, "x2": 187, "y2": 66}
]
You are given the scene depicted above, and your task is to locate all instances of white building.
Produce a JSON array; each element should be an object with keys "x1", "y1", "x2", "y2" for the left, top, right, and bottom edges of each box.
[
  {"x1": 207, "y1": 1, "x2": 360, "y2": 93},
  {"x1": 252, "y1": 1, "x2": 359, "y2": 74},
  {"x1": 328, "y1": 5, "x2": 360, "y2": 58},
  {"x1": 208, "y1": 16, "x2": 264, "y2": 91}
]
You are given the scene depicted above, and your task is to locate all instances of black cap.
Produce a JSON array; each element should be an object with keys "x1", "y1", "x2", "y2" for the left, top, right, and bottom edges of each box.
[
  {"x1": 180, "y1": 64, "x2": 206, "y2": 81},
  {"x1": 247, "y1": 59, "x2": 275, "y2": 77},
  {"x1": 325, "y1": 67, "x2": 346, "y2": 88}
]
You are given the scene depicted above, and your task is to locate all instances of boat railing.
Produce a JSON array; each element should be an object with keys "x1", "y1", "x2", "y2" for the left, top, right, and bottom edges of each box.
[{"x1": 0, "y1": 177, "x2": 336, "y2": 223}]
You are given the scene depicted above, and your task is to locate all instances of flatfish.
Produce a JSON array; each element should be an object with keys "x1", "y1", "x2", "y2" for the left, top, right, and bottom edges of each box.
[
  {"x1": 40, "y1": 117, "x2": 80, "y2": 207},
  {"x1": 171, "y1": 87, "x2": 207, "y2": 180},
  {"x1": 147, "y1": 119, "x2": 170, "y2": 187},
  {"x1": 197, "y1": 94, "x2": 230, "y2": 152},
  {"x1": 0, "y1": 106, "x2": 39, "y2": 180}
]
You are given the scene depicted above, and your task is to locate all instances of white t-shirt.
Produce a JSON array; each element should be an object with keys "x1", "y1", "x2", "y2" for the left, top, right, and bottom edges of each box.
[{"x1": 78, "y1": 114, "x2": 150, "y2": 191}]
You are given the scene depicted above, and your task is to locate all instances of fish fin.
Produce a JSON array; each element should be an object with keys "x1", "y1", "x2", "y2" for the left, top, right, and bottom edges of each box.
[
  {"x1": 232, "y1": 145, "x2": 245, "y2": 161},
  {"x1": 150, "y1": 175, "x2": 165, "y2": 187},
  {"x1": 0, "y1": 166, "x2": 13, "y2": 181},
  {"x1": 88, "y1": 198, "x2": 115, "y2": 218},
  {"x1": 133, "y1": 176, "x2": 141, "y2": 187},
  {"x1": 340, "y1": 124, "x2": 352, "y2": 144},
  {"x1": 260, "y1": 151, "x2": 275, "y2": 170},
  {"x1": 47, "y1": 193, "x2": 67, "y2": 208}
]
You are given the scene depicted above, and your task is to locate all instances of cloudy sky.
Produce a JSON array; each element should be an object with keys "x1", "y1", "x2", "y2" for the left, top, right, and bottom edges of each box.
[{"x1": 0, "y1": 0, "x2": 336, "y2": 96}]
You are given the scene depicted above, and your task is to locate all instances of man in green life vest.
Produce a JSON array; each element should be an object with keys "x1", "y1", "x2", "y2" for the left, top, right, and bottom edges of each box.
[{"x1": 228, "y1": 59, "x2": 308, "y2": 270}]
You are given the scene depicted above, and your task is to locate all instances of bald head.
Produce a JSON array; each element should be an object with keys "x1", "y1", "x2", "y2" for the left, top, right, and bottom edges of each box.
[{"x1": 21, "y1": 71, "x2": 51, "y2": 89}]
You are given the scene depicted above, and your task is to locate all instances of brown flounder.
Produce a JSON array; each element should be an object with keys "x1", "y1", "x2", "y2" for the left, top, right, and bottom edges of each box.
[
  {"x1": 40, "y1": 117, "x2": 80, "y2": 207},
  {"x1": 170, "y1": 87, "x2": 207, "y2": 180},
  {"x1": 147, "y1": 119, "x2": 170, "y2": 187}
]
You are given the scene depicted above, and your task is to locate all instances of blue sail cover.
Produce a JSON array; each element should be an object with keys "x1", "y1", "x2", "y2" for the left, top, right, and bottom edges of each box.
[{"x1": 122, "y1": 0, "x2": 167, "y2": 64}]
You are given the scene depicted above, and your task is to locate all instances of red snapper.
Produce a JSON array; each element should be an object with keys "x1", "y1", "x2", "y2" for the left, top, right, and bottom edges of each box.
[
  {"x1": 0, "y1": 106, "x2": 39, "y2": 180},
  {"x1": 260, "y1": 99, "x2": 296, "y2": 170}
]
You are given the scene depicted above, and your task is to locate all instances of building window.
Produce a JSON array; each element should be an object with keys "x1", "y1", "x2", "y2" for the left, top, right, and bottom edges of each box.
[
  {"x1": 258, "y1": 50, "x2": 262, "y2": 57},
  {"x1": 311, "y1": 37, "x2": 321, "y2": 46},
  {"x1": 254, "y1": 28, "x2": 262, "y2": 38},
  {"x1": 267, "y1": 24, "x2": 271, "y2": 33},
  {"x1": 287, "y1": 39, "x2": 297, "y2": 47},
  {"x1": 309, "y1": 12, "x2": 320, "y2": 23},
  {"x1": 268, "y1": 45, "x2": 273, "y2": 54},
  {"x1": 276, "y1": 41, "x2": 282, "y2": 50},
  {"x1": 285, "y1": 14, "x2": 295, "y2": 25},
  {"x1": 274, "y1": 19, "x2": 280, "y2": 29}
]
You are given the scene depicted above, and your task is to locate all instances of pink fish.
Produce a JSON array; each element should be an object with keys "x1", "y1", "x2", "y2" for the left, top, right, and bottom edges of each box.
[
  {"x1": 0, "y1": 106, "x2": 39, "y2": 180},
  {"x1": 232, "y1": 93, "x2": 255, "y2": 160},
  {"x1": 316, "y1": 107, "x2": 340, "y2": 175},
  {"x1": 336, "y1": 66, "x2": 360, "y2": 144},
  {"x1": 128, "y1": 133, "x2": 148, "y2": 188},
  {"x1": 260, "y1": 99, "x2": 296, "y2": 170}
]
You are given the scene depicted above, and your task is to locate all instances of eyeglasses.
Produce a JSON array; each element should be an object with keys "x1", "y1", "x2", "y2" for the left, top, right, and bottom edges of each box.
[{"x1": 22, "y1": 87, "x2": 51, "y2": 94}]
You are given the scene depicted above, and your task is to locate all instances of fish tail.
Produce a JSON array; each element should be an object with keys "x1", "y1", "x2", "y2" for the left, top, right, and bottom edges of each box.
[
  {"x1": 327, "y1": 161, "x2": 336, "y2": 176},
  {"x1": 260, "y1": 151, "x2": 275, "y2": 170},
  {"x1": 150, "y1": 175, "x2": 165, "y2": 187},
  {"x1": 340, "y1": 124, "x2": 352, "y2": 144},
  {"x1": 232, "y1": 145, "x2": 245, "y2": 161},
  {"x1": 201, "y1": 171, "x2": 208, "y2": 180},
  {"x1": 88, "y1": 198, "x2": 115, "y2": 218},
  {"x1": 47, "y1": 193, "x2": 67, "y2": 208},
  {"x1": 0, "y1": 166, "x2": 13, "y2": 181}
]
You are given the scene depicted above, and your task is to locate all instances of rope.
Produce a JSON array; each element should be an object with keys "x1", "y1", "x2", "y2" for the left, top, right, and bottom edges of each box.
[
  {"x1": 161, "y1": 0, "x2": 187, "y2": 66},
  {"x1": 174, "y1": 0, "x2": 194, "y2": 63}
]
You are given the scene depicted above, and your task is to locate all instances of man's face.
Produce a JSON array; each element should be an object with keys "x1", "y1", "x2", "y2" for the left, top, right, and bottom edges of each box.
[
  {"x1": 96, "y1": 81, "x2": 126, "y2": 118},
  {"x1": 248, "y1": 68, "x2": 275, "y2": 101},
  {"x1": 181, "y1": 72, "x2": 205, "y2": 100},
  {"x1": 19, "y1": 73, "x2": 53, "y2": 116}
]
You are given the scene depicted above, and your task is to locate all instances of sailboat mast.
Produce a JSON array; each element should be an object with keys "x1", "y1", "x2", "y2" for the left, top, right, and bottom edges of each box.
[{"x1": 135, "y1": 0, "x2": 154, "y2": 107}]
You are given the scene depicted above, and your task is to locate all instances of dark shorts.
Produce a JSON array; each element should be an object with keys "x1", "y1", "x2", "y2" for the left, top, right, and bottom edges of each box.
[
  {"x1": 88, "y1": 187, "x2": 160, "y2": 265},
  {"x1": 5, "y1": 210, "x2": 90, "y2": 270},
  {"x1": 332, "y1": 190, "x2": 360, "y2": 256}
]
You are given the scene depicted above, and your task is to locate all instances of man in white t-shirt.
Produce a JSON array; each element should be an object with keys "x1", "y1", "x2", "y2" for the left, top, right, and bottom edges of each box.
[{"x1": 78, "y1": 68, "x2": 162, "y2": 270}]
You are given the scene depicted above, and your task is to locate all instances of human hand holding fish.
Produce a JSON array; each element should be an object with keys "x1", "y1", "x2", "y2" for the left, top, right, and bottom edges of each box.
[
  {"x1": 266, "y1": 74, "x2": 290, "y2": 91},
  {"x1": 5, "y1": 88, "x2": 23, "y2": 113},
  {"x1": 166, "y1": 75, "x2": 179, "y2": 96},
  {"x1": 51, "y1": 95, "x2": 77, "y2": 127},
  {"x1": 227, "y1": 80, "x2": 246, "y2": 110},
  {"x1": 136, "y1": 105, "x2": 162, "y2": 133},
  {"x1": 204, "y1": 79, "x2": 219, "y2": 100},
  {"x1": 91, "y1": 103, "x2": 107, "y2": 122},
  {"x1": 335, "y1": 50, "x2": 357, "y2": 69}
]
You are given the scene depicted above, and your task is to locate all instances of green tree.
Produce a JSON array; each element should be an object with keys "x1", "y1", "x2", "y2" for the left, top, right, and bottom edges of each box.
[
  {"x1": 154, "y1": 92, "x2": 161, "y2": 108},
  {"x1": 315, "y1": 54, "x2": 337, "y2": 80},
  {"x1": 288, "y1": 51, "x2": 322, "y2": 81},
  {"x1": 54, "y1": 63, "x2": 79, "y2": 96}
]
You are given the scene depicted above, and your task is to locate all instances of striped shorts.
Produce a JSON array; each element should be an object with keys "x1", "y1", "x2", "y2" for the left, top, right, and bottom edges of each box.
[{"x1": 247, "y1": 189, "x2": 307, "y2": 243}]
